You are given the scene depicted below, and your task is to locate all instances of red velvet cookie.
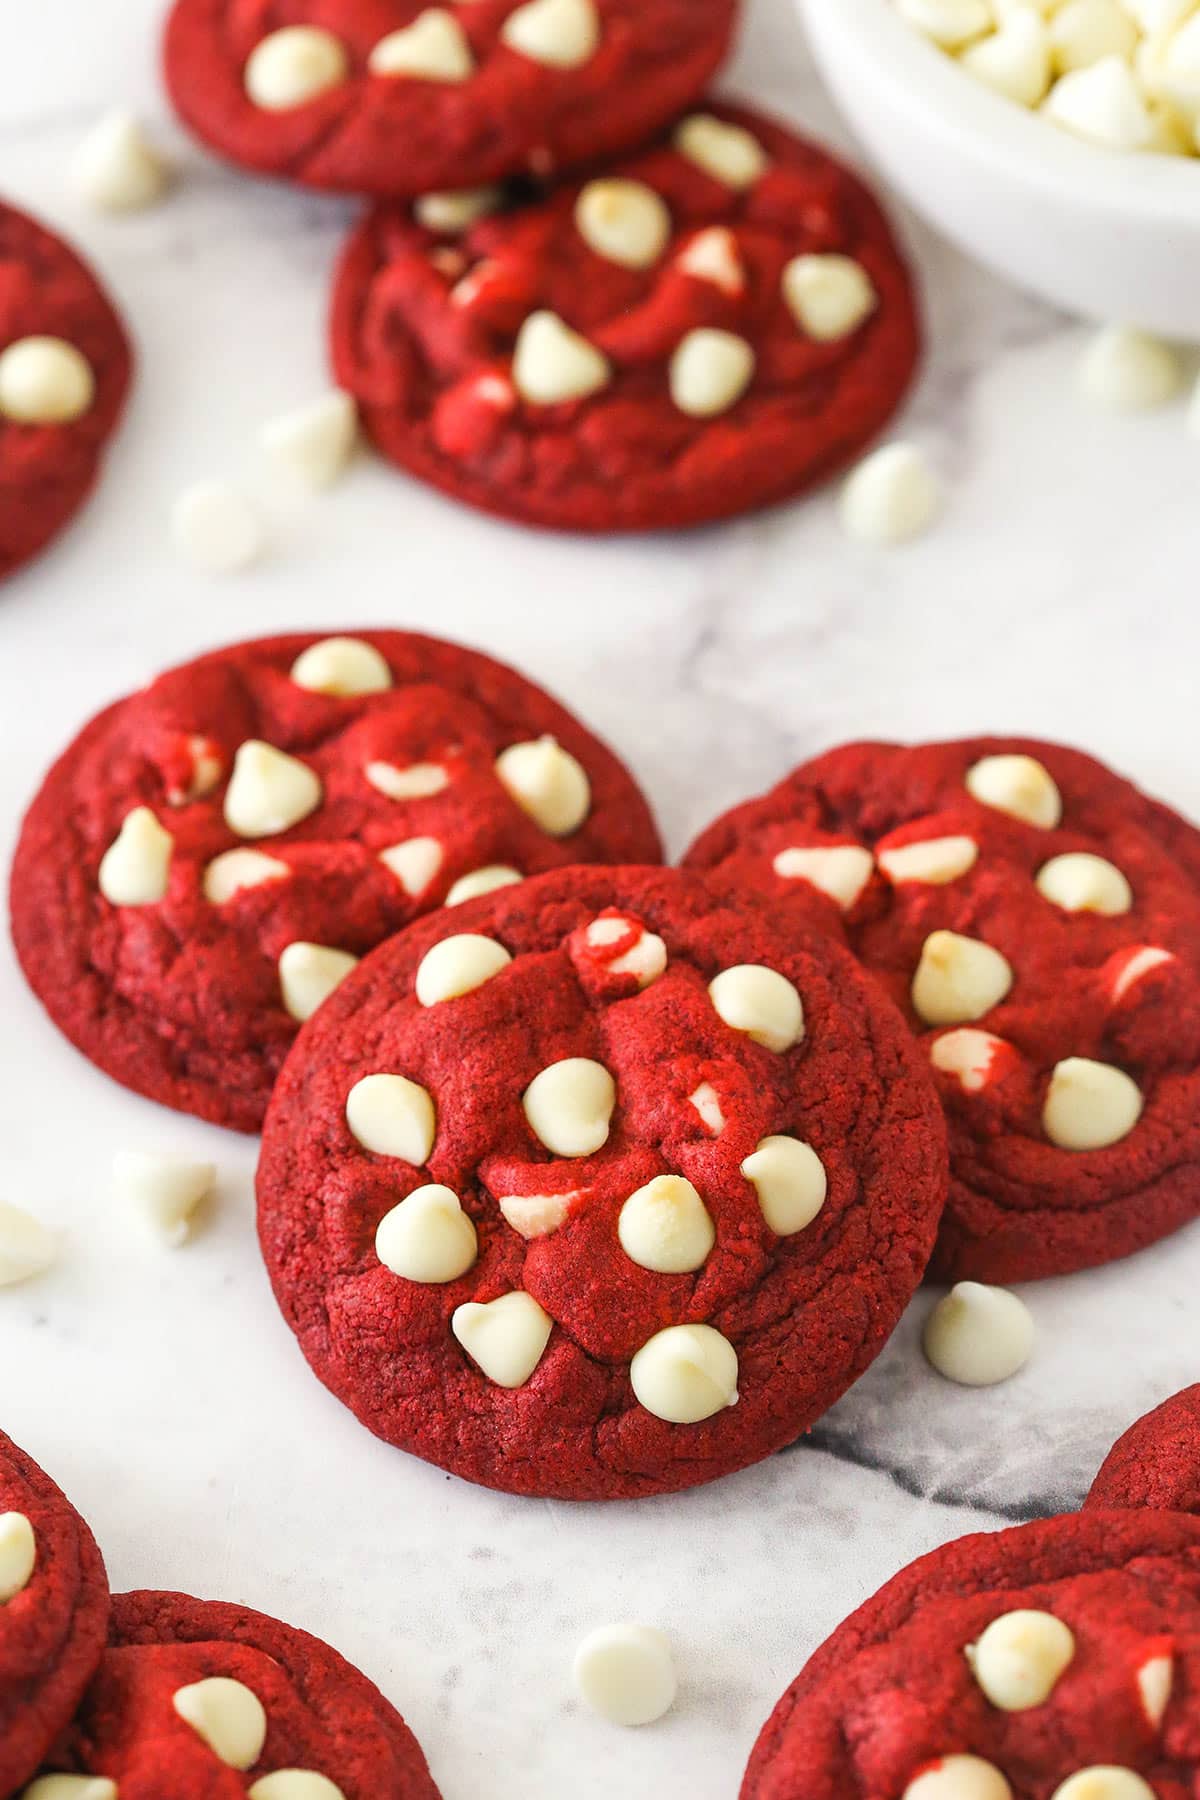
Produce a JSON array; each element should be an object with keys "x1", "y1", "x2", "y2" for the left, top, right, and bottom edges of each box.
[
  {"x1": 330, "y1": 103, "x2": 921, "y2": 532},
  {"x1": 163, "y1": 0, "x2": 738, "y2": 198},
  {"x1": 742, "y1": 1509, "x2": 1200, "y2": 1800},
  {"x1": 10, "y1": 630, "x2": 661, "y2": 1133},
  {"x1": 256, "y1": 865, "x2": 947, "y2": 1500},
  {"x1": 685, "y1": 738, "x2": 1200, "y2": 1284},
  {"x1": 37, "y1": 1589, "x2": 439, "y2": 1798},
  {"x1": 0, "y1": 1430, "x2": 110, "y2": 1796},
  {"x1": 1087, "y1": 1388, "x2": 1200, "y2": 1517},
  {"x1": 0, "y1": 201, "x2": 132, "y2": 580}
]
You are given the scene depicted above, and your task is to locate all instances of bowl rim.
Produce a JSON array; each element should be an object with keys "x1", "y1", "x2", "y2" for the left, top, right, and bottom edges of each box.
[{"x1": 797, "y1": 0, "x2": 1200, "y2": 227}]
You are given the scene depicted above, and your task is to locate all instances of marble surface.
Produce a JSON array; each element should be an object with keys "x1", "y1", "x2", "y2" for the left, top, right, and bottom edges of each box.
[{"x1": 2, "y1": 3, "x2": 1199, "y2": 1796}]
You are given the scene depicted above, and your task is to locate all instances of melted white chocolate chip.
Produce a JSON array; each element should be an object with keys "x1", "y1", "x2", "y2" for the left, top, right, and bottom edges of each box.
[
  {"x1": 1136, "y1": 1651, "x2": 1174, "y2": 1726},
  {"x1": 1036, "y1": 852, "x2": 1133, "y2": 915},
  {"x1": 365, "y1": 760, "x2": 449, "y2": 800},
  {"x1": 966, "y1": 754, "x2": 1063, "y2": 829},
  {"x1": 498, "y1": 1191, "x2": 574, "y2": 1239},
  {"x1": 630, "y1": 1323, "x2": 738, "y2": 1424},
  {"x1": 772, "y1": 844, "x2": 874, "y2": 910},
  {"x1": 173, "y1": 1676, "x2": 267, "y2": 1770},
  {"x1": 709, "y1": 965, "x2": 804, "y2": 1053},
  {"x1": 968, "y1": 1609, "x2": 1075, "y2": 1710},
  {"x1": 877, "y1": 835, "x2": 978, "y2": 886},
  {"x1": 452, "y1": 1290, "x2": 554, "y2": 1386},
  {"x1": 930, "y1": 1028, "x2": 1010, "y2": 1093},
  {"x1": 741, "y1": 1136, "x2": 827, "y2": 1235},
  {"x1": 688, "y1": 1082, "x2": 725, "y2": 1134},
  {"x1": 203, "y1": 848, "x2": 289, "y2": 906}
]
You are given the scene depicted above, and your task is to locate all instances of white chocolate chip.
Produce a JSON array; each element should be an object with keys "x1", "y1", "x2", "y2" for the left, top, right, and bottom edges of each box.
[
  {"x1": 0, "y1": 1202, "x2": 59, "y2": 1288},
  {"x1": 502, "y1": 0, "x2": 599, "y2": 66},
  {"x1": 75, "y1": 110, "x2": 172, "y2": 212},
  {"x1": 446, "y1": 864, "x2": 523, "y2": 905},
  {"x1": 512, "y1": 311, "x2": 610, "y2": 406},
  {"x1": 347, "y1": 1073, "x2": 436, "y2": 1163},
  {"x1": 673, "y1": 114, "x2": 769, "y2": 187},
  {"x1": 173, "y1": 1677, "x2": 267, "y2": 1770},
  {"x1": 416, "y1": 934, "x2": 512, "y2": 1005},
  {"x1": 1050, "y1": 1775, "x2": 1157, "y2": 1800},
  {"x1": 669, "y1": 328, "x2": 755, "y2": 418},
  {"x1": 1036, "y1": 851, "x2": 1132, "y2": 914},
  {"x1": 1049, "y1": 0, "x2": 1139, "y2": 72},
  {"x1": 379, "y1": 836, "x2": 444, "y2": 896},
  {"x1": 224, "y1": 741, "x2": 321, "y2": 838},
  {"x1": 709, "y1": 965, "x2": 804, "y2": 1053},
  {"x1": 575, "y1": 179, "x2": 670, "y2": 269},
  {"x1": 688, "y1": 1082, "x2": 725, "y2": 1134},
  {"x1": 172, "y1": 481, "x2": 263, "y2": 575},
  {"x1": 369, "y1": 10, "x2": 474, "y2": 80},
  {"x1": 878, "y1": 835, "x2": 979, "y2": 885},
  {"x1": 22, "y1": 1782, "x2": 118, "y2": 1800},
  {"x1": 452, "y1": 1290, "x2": 554, "y2": 1386},
  {"x1": 0, "y1": 1512, "x2": 36, "y2": 1602},
  {"x1": 291, "y1": 636, "x2": 391, "y2": 696},
  {"x1": 584, "y1": 914, "x2": 667, "y2": 987},
  {"x1": 573, "y1": 1624, "x2": 677, "y2": 1727},
  {"x1": 1079, "y1": 325, "x2": 1183, "y2": 411},
  {"x1": 782, "y1": 255, "x2": 879, "y2": 341},
  {"x1": 415, "y1": 186, "x2": 503, "y2": 232},
  {"x1": 498, "y1": 1191, "x2": 575, "y2": 1238},
  {"x1": 496, "y1": 735, "x2": 591, "y2": 835},
  {"x1": 912, "y1": 931, "x2": 1014, "y2": 1026},
  {"x1": 968, "y1": 1610, "x2": 1075, "y2": 1710},
  {"x1": 930, "y1": 1028, "x2": 1011, "y2": 1093},
  {"x1": 904, "y1": 1756, "x2": 1014, "y2": 1800},
  {"x1": 1126, "y1": 0, "x2": 1197, "y2": 30},
  {"x1": 245, "y1": 26, "x2": 350, "y2": 108},
  {"x1": 376, "y1": 1184, "x2": 478, "y2": 1282},
  {"x1": 966, "y1": 753, "x2": 1063, "y2": 828},
  {"x1": 961, "y1": 9, "x2": 1053, "y2": 105},
  {"x1": 677, "y1": 227, "x2": 745, "y2": 294},
  {"x1": 924, "y1": 1282, "x2": 1035, "y2": 1385},
  {"x1": 618, "y1": 1175, "x2": 716, "y2": 1273},
  {"x1": 897, "y1": 0, "x2": 993, "y2": 46},
  {"x1": 248, "y1": 1779, "x2": 345, "y2": 1800},
  {"x1": 262, "y1": 392, "x2": 358, "y2": 490},
  {"x1": 112, "y1": 1150, "x2": 216, "y2": 1248},
  {"x1": 0, "y1": 336, "x2": 95, "y2": 425},
  {"x1": 772, "y1": 844, "x2": 874, "y2": 910},
  {"x1": 1111, "y1": 945, "x2": 1174, "y2": 1001},
  {"x1": 366, "y1": 760, "x2": 449, "y2": 801},
  {"x1": 1043, "y1": 55, "x2": 1156, "y2": 146},
  {"x1": 630, "y1": 1323, "x2": 739, "y2": 1424},
  {"x1": 741, "y1": 1136, "x2": 828, "y2": 1235},
  {"x1": 169, "y1": 735, "x2": 224, "y2": 806},
  {"x1": 279, "y1": 942, "x2": 359, "y2": 1022},
  {"x1": 203, "y1": 848, "x2": 290, "y2": 905},
  {"x1": 523, "y1": 1058, "x2": 616, "y2": 1156},
  {"x1": 840, "y1": 442, "x2": 942, "y2": 544},
  {"x1": 1136, "y1": 1652, "x2": 1174, "y2": 1726},
  {"x1": 98, "y1": 807, "x2": 173, "y2": 906},
  {"x1": 1043, "y1": 1057, "x2": 1143, "y2": 1149}
]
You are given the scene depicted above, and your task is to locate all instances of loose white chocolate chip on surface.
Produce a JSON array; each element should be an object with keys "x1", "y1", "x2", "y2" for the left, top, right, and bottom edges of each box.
[
  {"x1": 245, "y1": 26, "x2": 349, "y2": 108},
  {"x1": 1036, "y1": 851, "x2": 1133, "y2": 914},
  {"x1": 1043, "y1": 1057, "x2": 1143, "y2": 1149},
  {"x1": 75, "y1": 110, "x2": 172, "y2": 212},
  {"x1": 112, "y1": 1151, "x2": 216, "y2": 1247},
  {"x1": 366, "y1": 760, "x2": 449, "y2": 800},
  {"x1": 1043, "y1": 54, "x2": 1156, "y2": 147},
  {"x1": 897, "y1": 0, "x2": 993, "y2": 48},
  {"x1": 172, "y1": 482, "x2": 263, "y2": 575},
  {"x1": 904, "y1": 1756, "x2": 1014, "y2": 1800},
  {"x1": 840, "y1": 442, "x2": 942, "y2": 544},
  {"x1": 782, "y1": 254, "x2": 878, "y2": 341},
  {"x1": 0, "y1": 336, "x2": 95, "y2": 425},
  {"x1": 674, "y1": 114, "x2": 769, "y2": 187},
  {"x1": 99, "y1": 807, "x2": 173, "y2": 906},
  {"x1": 669, "y1": 328, "x2": 755, "y2": 418},
  {"x1": 573, "y1": 1624, "x2": 678, "y2": 1726},
  {"x1": 924, "y1": 1281, "x2": 1036, "y2": 1385},
  {"x1": 446, "y1": 864, "x2": 523, "y2": 905},
  {"x1": 772, "y1": 844, "x2": 874, "y2": 910},
  {"x1": 968, "y1": 1609, "x2": 1076, "y2": 1710},
  {"x1": 498, "y1": 1191, "x2": 574, "y2": 1238},
  {"x1": 966, "y1": 754, "x2": 1062, "y2": 828},
  {"x1": 877, "y1": 835, "x2": 979, "y2": 885},
  {"x1": 1136, "y1": 1652, "x2": 1174, "y2": 1725},
  {"x1": 262, "y1": 392, "x2": 358, "y2": 489},
  {"x1": 203, "y1": 848, "x2": 290, "y2": 905},
  {"x1": 224, "y1": 742, "x2": 321, "y2": 838},
  {"x1": 376, "y1": 1184, "x2": 478, "y2": 1282},
  {"x1": 496, "y1": 735, "x2": 591, "y2": 834},
  {"x1": 379, "y1": 836, "x2": 444, "y2": 896},
  {"x1": 0, "y1": 1202, "x2": 59, "y2": 1288},
  {"x1": 23, "y1": 1781, "x2": 118, "y2": 1800},
  {"x1": 1111, "y1": 945, "x2": 1173, "y2": 1000},
  {"x1": 630, "y1": 1323, "x2": 739, "y2": 1424},
  {"x1": 741, "y1": 1136, "x2": 828, "y2": 1235},
  {"x1": 689, "y1": 1082, "x2": 725, "y2": 1134},
  {"x1": 502, "y1": 0, "x2": 600, "y2": 68},
  {"x1": 512, "y1": 312, "x2": 610, "y2": 406},
  {"x1": 709, "y1": 965, "x2": 804, "y2": 1053},
  {"x1": 912, "y1": 931, "x2": 1014, "y2": 1026},
  {"x1": 291, "y1": 635, "x2": 391, "y2": 696},
  {"x1": 523, "y1": 1058, "x2": 616, "y2": 1156},
  {"x1": 279, "y1": 943, "x2": 359, "y2": 1022},
  {"x1": 1050, "y1": 1774, "x2": 1157, "y2": 1800},
  {"x1": 1080, "y1": 325, "x2": 1183, "y2": 411},
  {"x1": 347, "y1": 1074, "x2": 436, "y2": 1164},
  {"x1": 677, "y1": 227, "x2": 745, "y2": 293},
  {"x1": 930, "y1": 1028, "x2": 1010, "y2": 1093},
  {"x1": 415, "y1": 186, "x2": 502, "y2": 232},
  {"x1": 369, "y1": 10, "x2": 474, "y2": 80},
  {"x1": 249, "y1": 1778, "x2": 346, "y2": 1800},
  {"x1": 962, "y1": 9, "x2": 1052, "y2": 106},
  {"x1": 0, "y1": 1512, "x2": 36, "y2": 1602},
  {"x1": 575, "y1": 179, "x2": 670, "y2": 269},
  {"x1": 173, "y1": 1676, "x2": 268, "y2": 1770},
  {"x1": 416, "y1": 934, "x2": 512, "y2": 1005},
  {"x1": 618, "y1": 1175, "x2": 716, "y2": 1273},
  {"x1": 452, "y1": 1290, "x2": 554, "y2": 1386}
]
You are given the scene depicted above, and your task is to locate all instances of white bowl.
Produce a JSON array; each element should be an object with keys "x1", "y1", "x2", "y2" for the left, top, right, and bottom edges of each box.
[{"x1": 796, "y1": 0, "x2": 1200, "y2": 337}]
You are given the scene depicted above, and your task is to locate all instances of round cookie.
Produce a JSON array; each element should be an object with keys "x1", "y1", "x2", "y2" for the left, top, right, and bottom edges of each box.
[
  {"x1": 1088, "y1": 1387, "x2": 1200, "y2": 1516},
  {"x1": 256, "y1": 864, "x2": 947, "y2": 1500},
  {"x1": 0, "y1": 1430, "x2": 110, "y2": 1796},
  {"x1": 331, "y1": 103, "x2": 921, "y2": 532},
  {"x1": 35, "y1": 1588, "x2": 439, "y2": 1797},
  {"x1": 0, "y1": 200, "x2": 132, "y2": 580},
  {"x1": 742, "y1": 1509, "x2": 1200, "y2": 1800},
  {"x1": 10, "y1": 630, "x2": 661, "y2": 1133},
  {"x1": 163, "y1": 0, "x2": 738, "y2": 198},
  {"x1": 685, "y1": 737, "x2": 1200, "y2": 1284}
]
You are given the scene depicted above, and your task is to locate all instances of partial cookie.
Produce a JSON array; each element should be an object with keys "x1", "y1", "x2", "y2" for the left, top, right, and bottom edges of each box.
[
  {"x1": 0, "y1": 1429, "x2": 110, "y2": 1796},
  {"x1": 257, "y1": 865, "x2": 947, "y2": 1500},
  {"x1": 1087, "y1": 1387, "x2": 1200, "y2": 1516},
  {"x1": 331, "y1": 103, "x2": 921, "y2": 531},
  {"x1": 742, "y1": 1509, "x2": 1200, "y2": 1800},
  {"x1": 163, "y1": 0, "x2": 738, "y2": 198},
  {"x1": 685, "y1": 737, "x2": 1200, "y2": 1283},
  {"x1": 0, "y1": 201, "x2": 132, "y2": 579},
  {"x1": 34, "y1": 1588, "x2": 439, "y2": 1797},
  {"x1": 11, "y1": 631, "x2": 661, "y2": 1132}
]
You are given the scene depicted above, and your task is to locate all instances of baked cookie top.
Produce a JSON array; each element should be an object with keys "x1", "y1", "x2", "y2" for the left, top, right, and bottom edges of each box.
[{"x1": 1088, "y1": 1387, "x2": 1200, "y2": 1518}]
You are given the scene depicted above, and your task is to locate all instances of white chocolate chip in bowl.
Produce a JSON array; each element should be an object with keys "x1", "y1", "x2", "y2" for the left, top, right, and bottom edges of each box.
[
  {"x1": 782, "y1": 255, "x2": 879, "y2": 341},
  {"x1": 912, "y1": 931, "x2": 1014, "y2": 1026},
  {"x1": 347, "y1": 1073, "x2": 437, "y2": 1164},
  {"x1": 98, "y1": 807, "x2": 173, "y2": 906},
  {"x1": 574, "y1": 1623, "x2": 678, "y2": 1726},
  {"x1": 772, "y1": 844, "x2": 874, "y2": 911},
  {"x1": 496, "y1": 735, "x2": 591, "y2": 835},
  {"x1": 1136, "y1": 1651, "x2": 1174, "y2": 1726},
  {"x1": 523, "y1": 1058, "x2": 616, "y2": 1156},
  {"x1": 112, "y1": 1150, "x2": 217, "y2": 1247},
  {"x1": 379, "y1": 836, "x2": 444, "y2": 897},
  {"x1": 967, "y1": 1608, "x2": 1076, "y2": 1711},
  {"x1": 1042, "y1": 54, "x2": 1156, "y2": 147},
  {"x1": 0, "y1": 1202, "x2": 59, "y2": 1288},
  {"x1": 173, "y1": 1676, "x2": 268, "y2": 1769},
  {"x1": 630, "y1": 1323, "x2": 739, "y2": 1424},
  {"x1": 1036, "y1": 851, "x2": 1133, "y2": 914},
  {"x1": 930, "y1": 1028, "x2": 1012, "y2": 1093},
  {"x1": 279, "y1": 943, "x2": 359, "y2": 1022},
  {"x1": 512, "y1": 312, "x2": 610, "y2": 407},
  {"x1": 452, "y1": 1290, "x2": 554, "y2": 1386},
  {"x1": 248, "y1": 1778, "x2": 346, "y2": 1800},
  {"x1": 1050, "y1": 1774, "x2": 1157, "y2": 1800},
  {"x1": 674, "y1": 114, "x2": 769, "y2": 187},
  {"x1": 669, "y1": 328, "x2": 755, "y2": 418},
  {"x1": 709, "y1": 965, "x2": 804, "y2": 1053},
  {"x1": 1043, "y1": 1056, "x2": 1143, "y2": 1148},
  {"x1": 376, "y1": 1184, "x2": 478, "y2": 1282},
  {"x1": 262, "y1": 392, "x2": 358, "y2": 490},
  {"x1": 966, "y1": 753, "x2": 1062, "y2": 828},
  {"x1": 0, "y1": 1511, "x2": 36, "y2": 1601},
  {"x1": 575, "y1": 179, "x2": 671, "y2": 270},
  {"x1": 446, "y1": 864, "x2": 523, "y2": 905},
  {"x1": 502, "y1": 0, "x2": 599, "y2": 65},
  {"x1": 0, "y1": 337, "x2": 95, "y2": 425},
  {"x1": 369, "y1": 10, "x2": 475, "y2": 80},
  {"x1": 741, "y1": 1136, "x2": 828, "y2": 1235},
  {"x1": 225, "y1": 742, "x2": 322, "y2": 838},
  {"x1": 961, "y1": 9, "x2": 1052, "y2": 107},
  {"x1": 618, "y1": 1175, "x2": 716, "y2": 1273},
  {"x1": 924, "y1": 1281, "x2": 1035, "y2": 1385},
  {"x1": 203, "y1": 848, "x2": 290, "y2": 905},
  {"x1": 244, "y1": 26, "x2": 350, "y2": 108},
  {"x1": 877, "y1": 834, "x2": 978, "y2": 886},
  {"x1": 896, "y1": 0, "x2": 993, "y2": 49},
  {"x1": 291, "y1": 636, "x2": 392, "y2": 696},
  {"x1": 416, "y1": 933, "x2": 512, "y2": 1005},
  {"x1": 1048, "y1": 0, "x2": 1139, "y2": 75},
  {"x1": 903, "y1": 1755, "x2": 1014, "y2": 1800}
]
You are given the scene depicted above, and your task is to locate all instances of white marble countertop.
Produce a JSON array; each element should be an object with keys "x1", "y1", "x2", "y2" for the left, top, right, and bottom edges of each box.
[{"x1": 2, "y1": 4, "x2": 1198, "y2": 1796}]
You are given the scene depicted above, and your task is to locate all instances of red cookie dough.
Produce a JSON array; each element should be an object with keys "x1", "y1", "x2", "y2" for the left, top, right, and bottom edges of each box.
[
  {"x1": 39, "y1": 1589, "x2": 440, "y2": 1798},
  {"x1": 685, "y1": 737, "x2": 1200, "y2": 1284},
  {"x1": 0, "y1": 1429, "x2": 110, "y2": 1796},
  {"x1": 163, "y1": 0, "x2": 738, "y2": 197},
  {"x1": 256, "y1": 865, "x2": 947, "y2": 1500},
  {"x1": 0, "y1": 201, "x2": 132, "y2": 580},
  {"x1": 742, "y1": 1509, "x2": 1200, "y2": 1800},
  {"x1": 331, "y1": 102, "x2": 921, "y2": 532},
  {"x1": 1088, "y1": 1388, "x2": 1200, "y2": 1517},
  {"x1": 10, "y1": 630, "x2": 661, "y2": 1133}
]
